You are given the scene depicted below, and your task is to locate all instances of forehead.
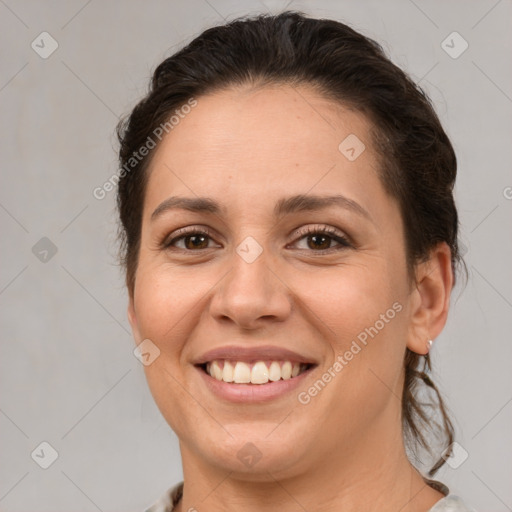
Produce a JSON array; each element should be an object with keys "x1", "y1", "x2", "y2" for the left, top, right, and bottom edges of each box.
[{"x1": 143, "y1": 84, "x2": 387, "y2": 220}]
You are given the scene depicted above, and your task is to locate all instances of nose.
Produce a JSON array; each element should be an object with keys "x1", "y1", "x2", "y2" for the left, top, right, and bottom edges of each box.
[{"x1": 208, "y1": 245, "x2": 292, "y2": 330}]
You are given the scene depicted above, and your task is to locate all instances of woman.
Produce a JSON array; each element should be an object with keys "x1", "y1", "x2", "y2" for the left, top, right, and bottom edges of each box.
[{"x1": 116, "y1": 11, "x2": 473, "y2": 512}]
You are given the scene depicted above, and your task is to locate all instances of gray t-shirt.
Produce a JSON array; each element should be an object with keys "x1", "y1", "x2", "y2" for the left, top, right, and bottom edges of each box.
[{"x1": 143, "y1": 481, "x2": 476, "y2": 512}]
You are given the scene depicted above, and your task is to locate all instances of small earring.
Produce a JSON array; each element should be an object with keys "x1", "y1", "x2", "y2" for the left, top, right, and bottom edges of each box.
[{"x1": 426, "y1": 339, "x2": 433, "y2": 352}]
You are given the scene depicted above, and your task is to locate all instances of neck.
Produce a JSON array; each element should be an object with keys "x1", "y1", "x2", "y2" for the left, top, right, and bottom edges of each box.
[
  {"x1": 174, "y1": 392, "x2": 446, "y2": 512},
  {"x1": 174, "y1": 428, "x2": 444, "y2": 512}
]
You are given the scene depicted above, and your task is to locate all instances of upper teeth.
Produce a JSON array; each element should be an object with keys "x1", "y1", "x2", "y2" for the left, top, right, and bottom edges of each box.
[{"x1": 206, "y1": 360, "x2": 306, "y2": 384}]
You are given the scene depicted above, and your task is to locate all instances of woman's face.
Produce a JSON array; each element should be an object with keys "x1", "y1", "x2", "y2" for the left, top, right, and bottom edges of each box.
[{"x1": 127, "y1": 84, "x2": 430, "y2": 479}]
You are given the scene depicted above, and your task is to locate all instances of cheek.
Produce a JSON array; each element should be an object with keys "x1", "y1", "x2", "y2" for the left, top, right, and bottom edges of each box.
[
  {"x1": 132, "y1": 265, "x2": 212, "y2": 435},
  {"x1": 133, "y1": 265, "x2": 208, "y2": 356},
  {"x1": 296, "y1": 261, "x2": 401, "y2": 342},
  {"x1": 296, "y1": 261, "x2": 407, "y2": 409}
]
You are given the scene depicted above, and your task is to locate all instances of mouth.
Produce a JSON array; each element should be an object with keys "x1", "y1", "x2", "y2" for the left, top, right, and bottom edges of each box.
[
  {"x1": 192, "y1": 345, "x2": 318, "y2": 402},
  {"x1": 197, "y1": 360, "x2": 315, "y2": 385}
]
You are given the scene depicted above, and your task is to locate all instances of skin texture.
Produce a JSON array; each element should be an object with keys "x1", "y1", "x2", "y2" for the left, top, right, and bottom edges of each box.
[{"x1": 127, "y1": 84, "x2": 453, "y2": 511}]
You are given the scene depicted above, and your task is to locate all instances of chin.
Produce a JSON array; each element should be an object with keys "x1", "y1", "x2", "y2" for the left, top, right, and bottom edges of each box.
[{"x1": 188, "y1": 428, "x2": 310, "y2": 480}]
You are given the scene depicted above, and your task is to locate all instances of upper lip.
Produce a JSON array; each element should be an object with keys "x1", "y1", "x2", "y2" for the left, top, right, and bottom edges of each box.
[{"x1": 192, "y1": 345, "x2": 318, "y2": 365}]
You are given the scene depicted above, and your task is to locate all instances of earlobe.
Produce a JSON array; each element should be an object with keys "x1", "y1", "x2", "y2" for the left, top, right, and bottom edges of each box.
[{"x1": 406, "y1": 242, "x2": 453, "y2": 355}]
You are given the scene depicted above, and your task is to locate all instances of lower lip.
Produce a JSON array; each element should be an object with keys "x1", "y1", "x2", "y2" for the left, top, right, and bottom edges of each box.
[{"x1": 196, "y1": 365, "x2": 316, "y2": 403}]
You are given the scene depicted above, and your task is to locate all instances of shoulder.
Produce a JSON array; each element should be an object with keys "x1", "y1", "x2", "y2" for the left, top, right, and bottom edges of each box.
[
  {"x1": 143, "y1": 481, "x2": 184, "y2": 512},
  {"x1": 428, "y1": 494, "x2": 476, "y2": 512}
]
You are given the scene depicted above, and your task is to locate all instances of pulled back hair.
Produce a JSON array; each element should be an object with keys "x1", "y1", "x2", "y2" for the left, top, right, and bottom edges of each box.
[{"x1": 116, "y1": 11, "x2": 465, "y2": 477}]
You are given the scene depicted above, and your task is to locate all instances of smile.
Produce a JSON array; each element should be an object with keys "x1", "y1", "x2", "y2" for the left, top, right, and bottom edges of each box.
[{"x1": 202, "y1": 360, "x2": 312, "y2": 384}]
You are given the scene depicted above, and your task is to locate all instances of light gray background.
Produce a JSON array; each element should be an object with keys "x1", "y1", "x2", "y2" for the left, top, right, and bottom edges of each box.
[{"x1": 1, "y1": 1, "x2": 511, "y2": 510}]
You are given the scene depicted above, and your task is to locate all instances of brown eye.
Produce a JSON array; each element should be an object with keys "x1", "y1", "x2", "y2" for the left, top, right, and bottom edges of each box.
[
  {"x1": 306, "y1": 233, "x2": 333, "y2": 250},
  {"x1": 163, "y1": 227, "x2": 219, "y2": 251},
  {"x1": 291, "y1": 226, "x2": 351, "y2": 252},
  {"x1": 180, "y1": 233, "x2": 210, "y2": 250}
]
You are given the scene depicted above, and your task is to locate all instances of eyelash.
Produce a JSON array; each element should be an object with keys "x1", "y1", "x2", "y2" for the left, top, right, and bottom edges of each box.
[{"x1": 162, "y1": 225, "x2": 352, "y2": 254}]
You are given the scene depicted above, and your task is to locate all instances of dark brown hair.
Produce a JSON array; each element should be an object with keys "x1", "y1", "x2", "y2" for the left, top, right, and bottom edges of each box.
[{"x1": 116, "y1": 11, "x2": 465, "y2": 476}]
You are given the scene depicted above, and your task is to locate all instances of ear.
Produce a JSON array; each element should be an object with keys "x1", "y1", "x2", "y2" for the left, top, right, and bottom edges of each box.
[
  {"x1": 127, "y1": 294, "x2": 142, "y2": 345},
  {"x1": 406, "y1": 242, "x2": 454, "y2": 355}
]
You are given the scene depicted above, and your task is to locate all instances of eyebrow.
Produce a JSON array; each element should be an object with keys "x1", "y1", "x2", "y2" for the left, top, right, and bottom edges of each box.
[{"x1": 150, "y1": 193, "x2": 372, "y2": 222}]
